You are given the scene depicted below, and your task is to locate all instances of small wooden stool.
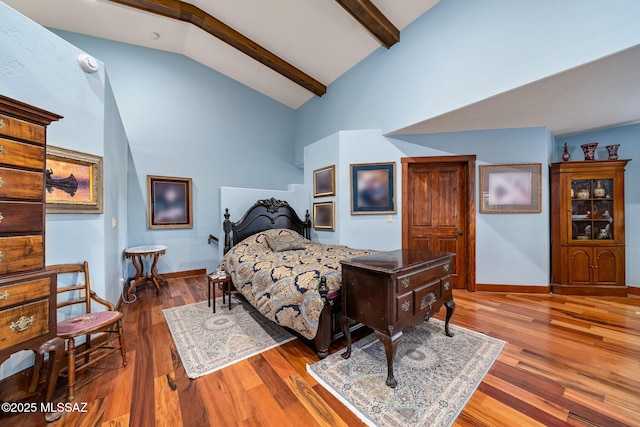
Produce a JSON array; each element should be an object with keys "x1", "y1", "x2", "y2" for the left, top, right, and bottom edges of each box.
[{"x1": 207, "y1": 273, "x2": 233, "y2": 313}]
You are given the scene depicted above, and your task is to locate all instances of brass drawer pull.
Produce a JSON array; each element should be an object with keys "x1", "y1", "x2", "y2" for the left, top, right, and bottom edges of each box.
[
  {"x1": 443, "y1": 281, "x2": 450, "y2": 291},
  {"x1": 10, "y1": 315, "x2": 35, "y2": 332},
  {"x1": 401, "y1": 278, "x2": 410, "y2": 289},
  {"x1": 444, "y1": 263, "x2": 450, "y2": 272},
  {"x1": 0, "y1": 176, "x2": 3, "y2": 187},
  {"x1": 0, "y1": 145, "x2": 4, "y2": 155},
  {"x1": 0, "y1": 290, "x2": 8, "y2": 300},
  {"x1": 0, "y1": 211, "x2": 3, "y2": 223},
  {"x1": 402, "y1": 301, "x2": 410, "y2": 312},
  {"x1": 0, "y1": 119, "x2": 4, "y2": 129},
  {"x1": 0, "y1": 250, "x2": 3, "y2": 261}
]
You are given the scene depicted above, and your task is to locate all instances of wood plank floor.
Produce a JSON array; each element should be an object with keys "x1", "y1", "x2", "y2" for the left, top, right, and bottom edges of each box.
[{"x1": 4, "y1": 275, "x2": 640, "y2": 426}]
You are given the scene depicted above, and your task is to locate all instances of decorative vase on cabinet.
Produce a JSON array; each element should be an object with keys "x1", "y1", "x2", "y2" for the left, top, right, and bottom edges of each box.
[{"x1": 550, "y1": 160, "x2": 630, "y2": 295}]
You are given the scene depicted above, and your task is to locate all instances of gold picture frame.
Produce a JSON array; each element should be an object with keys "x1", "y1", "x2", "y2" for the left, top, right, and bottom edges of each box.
[
  {"x1": 480, "y1": 163, "x2": 542, "y2": 213},
  {"x1": 313, "y1": 165, "x2": 336, "y2": 197},
  {"x1": 313, "y1": 201, "x2": 334, "y2": 230},
  {"x1": 45, "y1": 146, "x2": 103, "y2": 214},
  {"x1": 147, "y1": 175, "x2": 193, "y2": 229}
]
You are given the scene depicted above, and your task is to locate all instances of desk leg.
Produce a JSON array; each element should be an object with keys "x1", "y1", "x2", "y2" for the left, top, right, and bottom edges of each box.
[
  {"x1": 127, "y1": 255, "x2": 145, "y2": 297},
  {"x1": 375, "y1": 330, "x2": 402, "y2": 388},
  {"x1": 340, "y1": 316, "x2": 355, "y2": 359},
  {"x1": 444, "y1": 300, "x2": 456, "y2": 337}
]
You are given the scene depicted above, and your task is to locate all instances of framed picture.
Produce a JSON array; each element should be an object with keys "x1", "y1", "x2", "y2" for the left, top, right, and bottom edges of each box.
[
  {"x1": 147, "y1": 175, "x2": 193, "y2": 229},
  {"x1": 480, "y1": 163, "x2": 542, "y2": 213},
  {"x1": 45, "y1": 146, "x2": 103, "y2": 214},
  {"x1": 350, "y1": 162, "x2": 396, "y2": 214},
  {"x1": 313, "y1": 201, "x2": 334, "y2": 230},
  {"x1": 313, "y1": 165, "x2": 335, "y2": 197}
]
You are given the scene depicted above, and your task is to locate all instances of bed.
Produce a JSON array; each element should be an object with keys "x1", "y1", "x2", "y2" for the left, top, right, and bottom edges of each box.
[{"x1": 219, "y1": 197, "x2": 375, "y2": 358}]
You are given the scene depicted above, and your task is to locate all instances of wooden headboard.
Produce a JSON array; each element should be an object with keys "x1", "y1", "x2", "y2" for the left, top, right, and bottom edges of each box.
[{"x1": 223, "y1": 197, "x2": 311, "y2": 253}]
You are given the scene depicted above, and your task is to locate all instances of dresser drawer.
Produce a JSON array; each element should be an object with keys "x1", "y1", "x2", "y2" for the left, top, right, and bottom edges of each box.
[
  {"x1": 0, "y1": 138, "x2": 44, "y2": 170},
  {"x1": 0, "y1": 235, "x2": 44, "y2": 275},
  {"x1": 396, "y1": 292, "x2": 413, "y2": 323},
  {"x1": 0, "y1": 114, "x2": 45, "y2": 145},
  {"x1": 0, "y1": 299, "x2": 49, "y2": 351},
  {"x1": 396, "y1": 261, "x2": 451, "y2": 293},
  {"x1": 414, "y1": 279, "x2": 442, "y2": 315},
  {"x1": 0, "y1": 277, "x2": 50, "y2": 310},
  {"x1": 0, "y1": 167, "x2": 43, "y2": 200},
  {"x1": 0, "y1": 202, "x2": 44, "y2": 234}
]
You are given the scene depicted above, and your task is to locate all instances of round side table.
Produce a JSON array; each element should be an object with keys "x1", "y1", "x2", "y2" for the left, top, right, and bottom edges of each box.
[{"x1": 124, "y1": 245, "x2": 167, "y2": 297}]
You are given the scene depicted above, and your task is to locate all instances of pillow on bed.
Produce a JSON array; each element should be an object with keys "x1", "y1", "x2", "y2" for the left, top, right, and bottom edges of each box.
[{"x1": 264, "y1": 230, "x2": 309, "y2": 252}]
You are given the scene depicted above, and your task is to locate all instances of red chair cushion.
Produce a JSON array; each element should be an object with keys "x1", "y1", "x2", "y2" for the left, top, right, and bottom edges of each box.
[{"x1": 58, "y1": 311, "x2": 121, "y2": 335}]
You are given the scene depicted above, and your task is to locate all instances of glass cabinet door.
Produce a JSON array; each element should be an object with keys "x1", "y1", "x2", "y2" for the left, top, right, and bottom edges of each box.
[{"x1": 570, "y1": 178, "x2": 614, "y2": 241}]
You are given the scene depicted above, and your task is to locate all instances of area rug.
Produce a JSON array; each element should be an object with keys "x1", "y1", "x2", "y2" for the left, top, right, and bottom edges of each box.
[
  {"x1": 163, "y1": 296, "x2": 295, "y2": 379},
  {"x1": 307, "y1": 319, "x2": 505, "y2": 427}
]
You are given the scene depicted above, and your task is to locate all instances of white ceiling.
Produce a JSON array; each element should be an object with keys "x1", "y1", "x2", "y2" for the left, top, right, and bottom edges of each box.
[
  {"x1": 4, "y1": 0, "x2": 439, "y2": 109},
  {"x1": 5, "y1": 0, "x2": 639, "y2": 138},
  {"x1": 391, "y1": 44, "x2": 640, "y2": 138}
]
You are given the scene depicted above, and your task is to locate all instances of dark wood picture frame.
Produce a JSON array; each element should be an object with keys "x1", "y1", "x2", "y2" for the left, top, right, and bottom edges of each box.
[
  {"x1": 45, "y1": 146, "x2": 103, "y2": 214},
  {"x1": 480, "y1": 163, "x2": 542, "y2": 213},
  {"x1": 313, "y1": 201, "x2": 335, "y2": 230},
  {"x1": 313, "y1": 165, "x2": 335, "y2": 197},
  {"x1": 350, "y1": 162, "x2": 396, "y2": 214},
  {"x1": 147, "y1": 175, "x2": 193, "y2": 229}
]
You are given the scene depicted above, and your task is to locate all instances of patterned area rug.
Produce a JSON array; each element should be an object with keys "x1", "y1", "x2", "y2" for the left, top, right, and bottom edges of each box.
[
  {"x1": 307, "y1": 319, "x2": 505, "y2": 427},
  {"x1": 163, "y1": 296, "x2": 295, "y2": 379}
]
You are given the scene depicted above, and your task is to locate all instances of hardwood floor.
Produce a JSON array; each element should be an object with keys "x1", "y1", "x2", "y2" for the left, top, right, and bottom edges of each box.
[{"x1": 3, "y1": 276, "x2": 640, "y2": 426}]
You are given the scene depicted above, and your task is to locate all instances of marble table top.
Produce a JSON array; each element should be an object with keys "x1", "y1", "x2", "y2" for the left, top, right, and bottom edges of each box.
[{"x1": 124, "y1": 245, "x2": 168, "y2": 255}]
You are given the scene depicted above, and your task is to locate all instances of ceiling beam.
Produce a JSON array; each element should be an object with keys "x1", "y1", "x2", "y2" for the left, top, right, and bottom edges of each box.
[
  {"x1": 335, "y1": 0, "x2": 399, "y2": 49},
  {"x1": 108, "y1": 0, "x2": 326, "y2": 97}
]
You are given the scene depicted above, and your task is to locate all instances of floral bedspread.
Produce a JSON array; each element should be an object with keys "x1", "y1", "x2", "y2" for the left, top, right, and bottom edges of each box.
[{"x1": 219, "y1": 229, "x2": 375, "y2": 339}]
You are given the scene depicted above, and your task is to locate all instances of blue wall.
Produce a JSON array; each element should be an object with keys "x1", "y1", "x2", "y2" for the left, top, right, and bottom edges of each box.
[
  {"x1": 558, "y1": 124, "x2": 640, "y2": 287},
  {"x1": 0, "y1": 3, "x2": 129, "y2": 378},
  {"x1": 53, "y1": 31, "x2": 303, "y2": 274},
  {"x1": 294, "y1": 0, "x2": 640, "y2": 166},
  {"x1": 305, "y1": 128, "x2": 553, "y2": 286}
]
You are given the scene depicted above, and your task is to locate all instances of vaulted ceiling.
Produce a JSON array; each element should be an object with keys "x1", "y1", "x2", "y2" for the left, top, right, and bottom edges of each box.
[
  {"x1": 5, "y1": 0, "x2": 439, "y2": 109},
  {"x1": 5, "y1": 1, "x2": 640, "y2": 137}
]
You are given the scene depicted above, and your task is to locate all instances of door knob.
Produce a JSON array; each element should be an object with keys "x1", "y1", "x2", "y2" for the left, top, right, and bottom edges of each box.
[{"x1": 456, "y1": 230, "x2": 463, "y2": 235}]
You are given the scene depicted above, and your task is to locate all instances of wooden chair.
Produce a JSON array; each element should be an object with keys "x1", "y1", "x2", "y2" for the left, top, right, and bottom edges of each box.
[{"x1": 48, "y1": 262, "x2": 127, "y2": 401}]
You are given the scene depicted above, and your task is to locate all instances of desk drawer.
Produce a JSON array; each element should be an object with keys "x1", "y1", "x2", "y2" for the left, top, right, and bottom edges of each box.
[
  {"x1": 0, "y1": 138, "x2": 44, "y2": 170},
  {"x1": 0, "y1": 167, "x2": 43, "y2": 200},
  {"x1": 396, "y1": 261, "x2": 451, "y2": 293},
  {"x1": 0, "y1": 114, "x2": 45, "y2": 145},
  {"x1": 0, "y1": 235, "x2": 44, "y2": 275},
  {"x1": 0, "y1": 202, "x2": 44, "y2": 234},
  {"x1": 0, "y1": 277, "x2": 50, "y2": 310},
  {"x1": 0, "y1": 299, "x2": 49, "y2": 351}
]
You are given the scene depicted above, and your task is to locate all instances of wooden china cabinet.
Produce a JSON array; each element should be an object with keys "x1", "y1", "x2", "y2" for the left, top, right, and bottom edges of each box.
[{"x1": 551, "y1": 160, "x2": 630, "y2": 295}]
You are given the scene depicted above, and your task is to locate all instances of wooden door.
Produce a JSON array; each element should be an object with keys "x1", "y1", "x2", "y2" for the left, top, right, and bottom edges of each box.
[{"x1": 402, "y1": 156, "x2": 476, "y2": 290}]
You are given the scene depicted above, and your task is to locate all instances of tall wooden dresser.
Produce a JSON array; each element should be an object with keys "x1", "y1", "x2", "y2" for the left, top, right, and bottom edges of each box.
[{"x1": 0, "y1": 95, "x2": 62, "y2": 405}]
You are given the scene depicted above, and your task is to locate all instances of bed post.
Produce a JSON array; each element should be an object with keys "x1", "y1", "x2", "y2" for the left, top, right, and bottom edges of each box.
[
  {"x1": 223, "y1": 208, "x2": 232, "y2": 254},
  {"x1": 304, "y1": 210, "x2": 311, "y2": 240},
  {"x1": 314, "y1": 277, "x2": 331, "y2": 359}
]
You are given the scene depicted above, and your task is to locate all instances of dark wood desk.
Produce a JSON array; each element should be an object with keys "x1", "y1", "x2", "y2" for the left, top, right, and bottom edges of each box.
[{"x1": 340, "y1": 249, "x2": 455, "y2": 387}]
